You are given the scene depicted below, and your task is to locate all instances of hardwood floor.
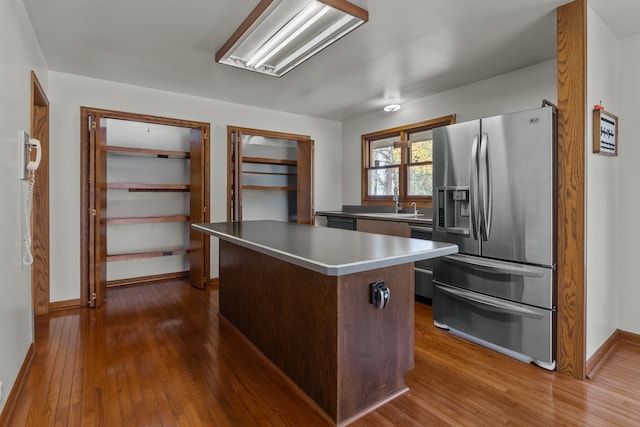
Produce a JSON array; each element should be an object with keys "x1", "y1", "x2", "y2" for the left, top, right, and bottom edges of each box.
[{"x1": 7, "y1": 280, "x2": 640, "y2": 426}]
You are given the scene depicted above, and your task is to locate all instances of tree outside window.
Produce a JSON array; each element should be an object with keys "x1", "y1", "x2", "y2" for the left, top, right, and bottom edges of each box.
[{"x1": 361, "y1": 115, "x2": 455, "y2": 208}]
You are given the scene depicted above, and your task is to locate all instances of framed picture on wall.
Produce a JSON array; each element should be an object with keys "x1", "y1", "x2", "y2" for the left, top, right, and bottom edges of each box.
[{"x1": 593, "y1": 109, "x2": 618, "y2": 156}]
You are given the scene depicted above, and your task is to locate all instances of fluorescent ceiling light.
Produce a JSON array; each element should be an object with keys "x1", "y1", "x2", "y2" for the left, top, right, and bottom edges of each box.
[{"x1": 216, "y1": 0, "x2": 368, "y2": 78}]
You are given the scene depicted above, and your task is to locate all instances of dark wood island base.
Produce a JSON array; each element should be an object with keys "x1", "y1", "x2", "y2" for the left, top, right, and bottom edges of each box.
[
  {"x1": 192, "y1": 221, "x2": 458, "y2": 425},
  {"x1": 219, "y1": 240, "x2": 414, "y2": 425}
]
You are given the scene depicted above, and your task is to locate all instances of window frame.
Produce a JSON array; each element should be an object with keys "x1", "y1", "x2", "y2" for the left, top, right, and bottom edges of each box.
[{"x1": 361, "y1": 115, "x2": 455, "y2": 208}]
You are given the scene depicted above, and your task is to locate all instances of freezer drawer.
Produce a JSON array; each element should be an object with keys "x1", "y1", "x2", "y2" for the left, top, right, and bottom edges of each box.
[
  {"x1": 434, "y1": 253, "x2": 554, "y2": 309},
  {"x1": 433, "y1": 282, "x2": 555, "y2": 366},
  {"x1": 415, "y1": 266, "x2": 433, "y2": 299}
]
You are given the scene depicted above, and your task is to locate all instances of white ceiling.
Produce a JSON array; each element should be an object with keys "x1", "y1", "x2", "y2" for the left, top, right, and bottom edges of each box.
[{"x1": 22, "y1": 0, "x2": 640, "y2": 121}]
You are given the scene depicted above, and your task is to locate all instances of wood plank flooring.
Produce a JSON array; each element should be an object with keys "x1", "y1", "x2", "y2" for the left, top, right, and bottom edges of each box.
[{"x1": 7, "y1": 280, "x2": 640, "y2": 426}]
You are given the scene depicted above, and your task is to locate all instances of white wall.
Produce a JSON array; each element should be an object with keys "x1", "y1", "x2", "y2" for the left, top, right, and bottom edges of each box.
[
  {"x1": 48, "y1": 71, "x2": 342, "y2": 302},
  {"x1": 341, "y1": 60, "x2": 558, "y2": 205},
  {"x1": 0, "y1": 0, "x2": 48, "y2": 413},
  {"x1": 585, "y1": 6, "x2": 621, "y2": 359},
  {"x1": 617, "y1": 33, "x2": 640, "y2": 335}
]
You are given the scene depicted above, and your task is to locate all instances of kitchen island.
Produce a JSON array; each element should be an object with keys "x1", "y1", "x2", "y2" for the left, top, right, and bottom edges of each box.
[{"x1": 192, "y1": 220, "x2": 457, "y2": 425}]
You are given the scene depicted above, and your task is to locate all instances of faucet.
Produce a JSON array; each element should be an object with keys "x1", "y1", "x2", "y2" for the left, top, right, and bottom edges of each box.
[
  {"x1": 393, "y1": 186, "x2": 401, "y2": 213},
  {"x1": 411, "y1": 201, "x2": 418, "y2": 215}
]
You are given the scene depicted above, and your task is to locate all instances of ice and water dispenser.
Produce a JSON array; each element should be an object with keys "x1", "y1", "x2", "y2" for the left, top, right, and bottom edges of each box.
[{"x1": 436, "y1": 187, "x2": 471, "y2": 235}]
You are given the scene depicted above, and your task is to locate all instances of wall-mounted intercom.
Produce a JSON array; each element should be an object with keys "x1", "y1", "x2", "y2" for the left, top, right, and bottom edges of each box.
[{"x1": 20, "y1": 131, "x2": 42, "y2": 266}]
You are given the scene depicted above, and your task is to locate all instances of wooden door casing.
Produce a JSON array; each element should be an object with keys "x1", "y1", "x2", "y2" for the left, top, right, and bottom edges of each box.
[
  {"x1": 296, "y1": 140, "x2": 314, "y2": 224},
  {"x1": 30, "y1": 71, "x2": 51, "y2": 315},
  {"x1": 189, "y1": 127, "x2": 210, "y2": 289},
  {"x1": 95, "y1": 117, "x2": 108, "y2": 306},
  {"x1": 227, "y1": 126, "x2": 314, "y2": 224}
]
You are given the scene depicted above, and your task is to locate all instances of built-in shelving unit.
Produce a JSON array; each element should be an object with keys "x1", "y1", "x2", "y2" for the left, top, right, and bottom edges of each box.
[
  {"x1": 240, "y1": 156, "x2": 298, "y2": 191},
  {"x1": 105, "y1": 141, "x2": 191, "y2": 272},
  {"x1": 228, "y1": 127, "x2": 314, "y2": 224},
  {"x1": 82, "y1": 107, "x2": 210, "y2": 307}
]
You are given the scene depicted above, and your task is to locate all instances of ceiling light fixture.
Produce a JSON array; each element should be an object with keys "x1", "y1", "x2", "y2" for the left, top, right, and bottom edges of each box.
[
  {"x1": 216, "y1": 0, "x2": 368, "y2": 78},
  {"x1": 384, "y1": 104, "x2": 401, "y2": 112}
]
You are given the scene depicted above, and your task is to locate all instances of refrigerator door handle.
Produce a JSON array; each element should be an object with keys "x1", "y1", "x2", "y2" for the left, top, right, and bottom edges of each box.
[
  {"x1": 470, "y1": 134, "x2": 480, "y2": 240},
  {"x1": 479, "y1": 132, "x2": 492, "y2": 241},
  {"x1": 442, "y1": 253, "x2": 545, "y2": 278},
  {"x1": 436, "y1": 284, "x2": 545, "y2": 318}
]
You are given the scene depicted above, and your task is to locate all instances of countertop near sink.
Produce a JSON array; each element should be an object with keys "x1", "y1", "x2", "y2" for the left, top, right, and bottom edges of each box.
[{"x1": 316, "y1": 210, "x2": 433, "y2": 226}]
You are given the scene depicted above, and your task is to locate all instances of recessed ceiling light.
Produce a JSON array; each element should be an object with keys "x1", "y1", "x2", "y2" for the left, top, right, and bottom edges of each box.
[{"x1": 383, "y1": 104, "x2": 401, "y2": 112}]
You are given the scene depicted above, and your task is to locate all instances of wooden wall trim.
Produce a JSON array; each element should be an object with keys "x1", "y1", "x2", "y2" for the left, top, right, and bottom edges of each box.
[
  {"x1": 556, "y1": 0, "x2": 587, "y2": 380},
  {"x1": 0, "y1": 343, "x2": 35, "y2": 426}
]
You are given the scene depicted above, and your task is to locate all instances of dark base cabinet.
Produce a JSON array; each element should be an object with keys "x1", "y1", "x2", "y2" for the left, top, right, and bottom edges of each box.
[{"x1": 326, "y1": 216, "x2": 356, "y2": 230}]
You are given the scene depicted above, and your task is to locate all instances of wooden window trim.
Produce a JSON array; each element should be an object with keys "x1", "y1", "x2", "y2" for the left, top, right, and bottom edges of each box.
[{"x1": 361, "y1": 115, "x2": 455, "y2": 208}]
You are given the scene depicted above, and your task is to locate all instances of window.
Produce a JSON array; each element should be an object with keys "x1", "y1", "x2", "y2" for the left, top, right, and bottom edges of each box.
[{"x1": 361, "y1": 115, "x2": 455, "y2": 207}]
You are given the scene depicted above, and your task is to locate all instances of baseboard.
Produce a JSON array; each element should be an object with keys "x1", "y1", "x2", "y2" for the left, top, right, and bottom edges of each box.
[
  {"x1": 618, "y1": 329, "x2": 640, "y2": 346},
  {"x1": 0, "y1": 343, "x2": 35, "y2": 426},
  {"x1": 586, "y1": 328, "x2": 640, "y2": 379},
  {"x1": 586, "y1": 330, "x2": 619, "y2": 379},
  {"x1": 49, "y1": 298, "x2": 81, "y2": 312},
  {"x1": 107, "y1": 271, "x2": 189, "y2": 288},
  {"x1": 48, "y1": 274, "x2": 213, "y2": 313}
]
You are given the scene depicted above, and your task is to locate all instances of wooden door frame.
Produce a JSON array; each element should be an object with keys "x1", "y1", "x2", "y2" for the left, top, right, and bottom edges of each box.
[
  {"x1": 30, "y1": 71, "x2": 50, "y2": 316},
  {"x1": 80, "y1": 107, "x2": 210, "y2": 306}
]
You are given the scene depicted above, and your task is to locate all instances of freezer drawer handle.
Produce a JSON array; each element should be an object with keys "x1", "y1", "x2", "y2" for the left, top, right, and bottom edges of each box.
[
  {"x1": 442, "y1": 253, "x2": 544, "y2": 278},
  {"x1": 436, "y1": 284, "x2": 544, "y2": 318},
  {"x1": 415, "y1": 267, "x2": 433, "y2": 274}
]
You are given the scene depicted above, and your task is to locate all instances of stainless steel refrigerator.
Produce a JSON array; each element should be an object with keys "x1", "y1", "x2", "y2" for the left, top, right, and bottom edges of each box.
[{"x1": 432, "y1": 105, "x2": 557, "y2": 370}]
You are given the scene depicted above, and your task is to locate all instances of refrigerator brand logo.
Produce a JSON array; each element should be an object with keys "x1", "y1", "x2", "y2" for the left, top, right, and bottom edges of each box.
[{"x1": 529, "y1": 117, "x2": 540, "y2": 124}]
